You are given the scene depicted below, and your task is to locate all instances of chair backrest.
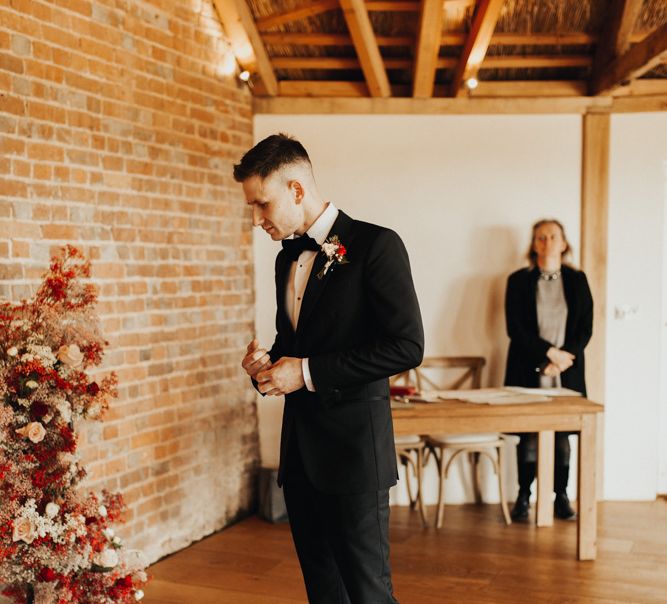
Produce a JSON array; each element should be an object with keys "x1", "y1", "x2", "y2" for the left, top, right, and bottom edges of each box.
[{"x1": 391, "y1": 356, "x2": 485, "y2": 392}]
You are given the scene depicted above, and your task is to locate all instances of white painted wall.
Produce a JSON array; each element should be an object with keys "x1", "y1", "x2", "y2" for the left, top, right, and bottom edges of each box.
[
  {"x1": 250, "y1": 112, "x2": 666, "y2": 504},
  {"x1": 606, "y1": 113, "x2": 667, "y2": 500}
]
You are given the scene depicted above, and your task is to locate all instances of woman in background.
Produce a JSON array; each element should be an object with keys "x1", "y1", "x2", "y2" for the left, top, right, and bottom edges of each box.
[{"x1": 504, "y1": 219, "x2": 593, "y2": 521}]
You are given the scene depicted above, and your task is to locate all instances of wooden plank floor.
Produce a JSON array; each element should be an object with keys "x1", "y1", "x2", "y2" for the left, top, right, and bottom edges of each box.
[{"x1": 143, "y1": 500, "x2": 667, "y2": 603}]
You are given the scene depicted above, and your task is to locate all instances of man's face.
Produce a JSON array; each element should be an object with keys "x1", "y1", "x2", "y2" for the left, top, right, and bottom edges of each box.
[{"x1": 243, "y1": 172, "x2": 302, "y2": 241}]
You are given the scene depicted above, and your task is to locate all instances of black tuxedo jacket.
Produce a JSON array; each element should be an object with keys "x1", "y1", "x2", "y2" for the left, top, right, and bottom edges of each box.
[
  {"x1": 265, "y1": 210, "x2": 424, "y2": 495},
  {"x1": 503, "y1": 265, "x2": 593, "y2": 396}
]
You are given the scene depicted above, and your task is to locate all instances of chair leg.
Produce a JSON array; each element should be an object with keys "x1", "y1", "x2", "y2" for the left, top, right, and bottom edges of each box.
[
  {"x1": 497, "y1": 444, "x2": 512, "y2": 526},
  {"x1": 435, "y1": 446, "x2": 447, "y2": 529},
  {"x1": 416, "y1": 446, "x2": 428, "y2": 527},
  {"x1": 403, "y1": 454, "x2": 416, "y2": 508},
  {"x1": 470, "y1": 451, "x2": 482, "y2": 504}
]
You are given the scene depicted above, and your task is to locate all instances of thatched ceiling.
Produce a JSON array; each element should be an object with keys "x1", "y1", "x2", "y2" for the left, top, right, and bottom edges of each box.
[{"x1": 214, "y1": 0, "x2": 667, "y2": 106}]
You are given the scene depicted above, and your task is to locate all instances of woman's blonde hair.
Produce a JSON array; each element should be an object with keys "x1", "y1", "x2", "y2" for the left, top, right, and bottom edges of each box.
[{"x1": 526, "y1": 219, "x2": 572, "y2": 266}]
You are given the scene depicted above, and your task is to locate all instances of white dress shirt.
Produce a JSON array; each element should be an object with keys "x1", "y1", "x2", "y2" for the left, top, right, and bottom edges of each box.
[{"x1": 285, "y1": 202, "x2": 339, "y2": 392}]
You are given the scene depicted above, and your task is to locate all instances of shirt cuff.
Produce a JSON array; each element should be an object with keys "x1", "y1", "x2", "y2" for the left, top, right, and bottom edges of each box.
[{"x1": 302, "y1": 358, "x2": 315, "y2": 392}]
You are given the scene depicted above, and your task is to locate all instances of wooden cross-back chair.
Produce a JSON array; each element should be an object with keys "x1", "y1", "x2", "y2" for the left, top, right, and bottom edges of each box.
[{"x1": 392, "y1": 356, "x2": 511, "y2": 527}]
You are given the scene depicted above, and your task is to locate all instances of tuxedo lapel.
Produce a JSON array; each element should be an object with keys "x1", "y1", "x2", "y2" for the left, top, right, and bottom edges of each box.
[{"x1": 297, "y1": 211, "x2": 354, "y2": 333}]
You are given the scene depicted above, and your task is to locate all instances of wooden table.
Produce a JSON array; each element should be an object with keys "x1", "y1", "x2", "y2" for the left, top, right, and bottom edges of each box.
[{"x1": 392, "y1": 396, "x2": 603, "y2": 560}]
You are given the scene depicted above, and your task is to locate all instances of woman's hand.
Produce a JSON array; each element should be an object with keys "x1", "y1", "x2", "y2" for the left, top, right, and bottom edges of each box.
[{"x1": 547, "y1": 347, "x2": 575, "y2": 372}]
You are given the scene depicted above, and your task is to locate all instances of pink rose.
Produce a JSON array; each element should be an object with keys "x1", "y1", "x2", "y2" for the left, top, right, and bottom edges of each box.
[
  {"x1": 12, "y1": 516, "x2": 37, "y2": 544},
  {"x1": 57, "y1": 344, "x2": 84, "y2": 367},
  {"x1": 16, "y1": 422, "x2": 46, "y2": 443}
]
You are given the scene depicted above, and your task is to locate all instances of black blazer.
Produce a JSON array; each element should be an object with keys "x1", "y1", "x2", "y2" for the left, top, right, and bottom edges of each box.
[
  {"x1": 266, "y1": 211, "x2": 424, "y2": 494},
  {"x1": 503, "y1": 265, "x2": 593, "y2": 396}
]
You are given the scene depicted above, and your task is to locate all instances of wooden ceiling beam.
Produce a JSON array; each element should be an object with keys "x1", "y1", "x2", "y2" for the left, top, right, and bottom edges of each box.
[
  {"x1": 593, "y1": 0, "x2": 643, "y2": 70},
  {"x1": 254, "y1": 96, "x2": 613, "y2": 115},
  {"x1": 338, "y1": 0, "x2": 391, "y2": 97},
  {"x1": 450, "y1": 0, "x2": 505, "y2": 97},
  {"x1": 366, "y1": 1, "x2": 420, "y2": 10},
  {"x1": 262, "y1": 33, "x2": 414, "y2": 46},
  {"x1": 413, "y1": 0, "x2": 446, "y2": 97},
  {"x1": 272, "y1": 55, "x2": 591, "y2": 70},
  {"x1": 212, "y1": 0, "x2": 278, "y2": 96},
  {"x1": 482, "y1": 55, "x2": 591, "y2": 68},
  {"x1": 592, "y1": 22, "x2": 667, "y2": 95},
  {"x1": 278, "y1": 80, "x2": 370, "y2": 96},
  {"x1": 261, "y1": 32, "x2": 651, "y2": 47},
  {"x1": 274, "y1": 80, "x2": 589, "y2": 98},
  {"x1": 256, "y1": 0, "x2": 339, "y2": 31}
]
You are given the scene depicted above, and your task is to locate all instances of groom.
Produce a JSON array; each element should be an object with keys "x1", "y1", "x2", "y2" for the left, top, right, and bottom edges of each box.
[{"x1": 237, "y1": 134, "x2": 424, "y2": 604}]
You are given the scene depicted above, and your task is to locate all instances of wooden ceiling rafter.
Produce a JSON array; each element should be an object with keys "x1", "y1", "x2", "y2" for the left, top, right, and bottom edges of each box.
[
  {"x1": 261, "y1": 31, "x2": 651, "y2": 47},
  {"x1": 339, "y1": 0, "x2": 391, "y2": 97},
  {"x1": 590, "y1": 0, "x2": 643, "y2": 95},
  {"x1": 255, "y1": 0, "x2": 339, "y2": 32},
  {"x1": 413, "y1": 0, "x2": 446, "y2": 97},
  {"x1": 450, "y1": 0, "x2": 506, "y2": 97},
  {"x1": 212, "y1": 0, "x2": 278, "y2": 96},
  {"x1": 271, "y1": 55, "x2": 591, "y2": 70},
  {"x1": 592, "y1": 22, "x2": 667, "y2": 95}
]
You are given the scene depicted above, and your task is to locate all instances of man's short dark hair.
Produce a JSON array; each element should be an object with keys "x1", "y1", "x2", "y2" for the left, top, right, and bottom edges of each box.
[{"x1": 233, "y1": 133, "x2": 311, "y2": 182}]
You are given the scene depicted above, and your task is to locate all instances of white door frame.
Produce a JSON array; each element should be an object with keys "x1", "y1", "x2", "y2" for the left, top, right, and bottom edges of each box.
[{"x1": 659, "y1": 160, "x2": 667, "y2": 494}]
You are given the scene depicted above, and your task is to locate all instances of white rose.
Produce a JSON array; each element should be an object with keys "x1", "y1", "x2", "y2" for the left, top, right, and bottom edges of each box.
[
  {"x1": 55, "y1": 400, "x2": 72, "y2": 423},
  {"x1": 12, "y1": 516, "x2": 37, "y2": 544},
  {"x1": 98, "y1": 505, "x2": 108, "y2": 518},
  {"x1": 134, "y1": 570, "x2": 148, "y2": 583},
  {"x1": 94, "y1": 548, "x2": 119, "y2": 569},
  {"x1": 135, "y1": 590, "x2": 144, "y2": 601},
  {"x1": 102, "y1": 527, "x2": 114, "y2": 539},
  {"x1": 26, "y1": 380, "x2": 39, "y2": 389},
  {"x1": 45, "y1": 503, "x2": 60, "y2": 518},
  {"x1": 16, "y1": 422, "x2": 46, "y2": 443},
  {"x1": 7, "y1": 347, "x2": 18, "y2": 357},
  {"x1": 56, "y1": 344, "x2": 84, "y2": 367}
]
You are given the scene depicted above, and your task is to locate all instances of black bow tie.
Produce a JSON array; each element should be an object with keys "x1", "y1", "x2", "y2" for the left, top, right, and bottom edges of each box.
[{"x1": 281, "y1": 234, "x2": 321, "y2": 262}]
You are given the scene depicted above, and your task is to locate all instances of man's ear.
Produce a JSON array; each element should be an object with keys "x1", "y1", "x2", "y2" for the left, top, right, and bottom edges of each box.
[{"x1": 289, "y1": 180, "x2": 305, "y2": 204}]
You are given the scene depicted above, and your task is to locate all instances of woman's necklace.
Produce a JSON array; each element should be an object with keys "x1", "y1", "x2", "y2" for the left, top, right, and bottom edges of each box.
[{"x1": 539, "y1": 269, "x2": 561, "y2": 281}]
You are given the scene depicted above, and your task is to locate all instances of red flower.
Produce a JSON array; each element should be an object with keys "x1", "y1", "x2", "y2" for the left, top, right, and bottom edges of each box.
[
  {"x1": 87, "y1": 382, "x2": 100, "y2": 396},
  {"x1": 337, "y1": 244, "x2": 347, "y2": 257},
  {"x1": 40, "y1": 568, "x2": 58, "y2": 582},
  {"x1": 31, "y1": 401, "x2": 50, "y2": 419},
  {"x1": 117, "y1": 575, "x2": 133, "y2": 588},
  {"x1": 39, "y1": 567, "x2": 58, "y2": 582}
]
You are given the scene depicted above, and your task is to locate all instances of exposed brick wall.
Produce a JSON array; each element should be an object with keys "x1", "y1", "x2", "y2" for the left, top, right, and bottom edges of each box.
[{"x1": 0, "y1": 0, "x2": 259, "y2": 561}]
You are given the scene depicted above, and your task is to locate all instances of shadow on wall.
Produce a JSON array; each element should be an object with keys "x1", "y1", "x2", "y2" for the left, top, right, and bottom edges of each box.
[{"x1": 434, "y1": 224, "x2": 523, "y2": 387}]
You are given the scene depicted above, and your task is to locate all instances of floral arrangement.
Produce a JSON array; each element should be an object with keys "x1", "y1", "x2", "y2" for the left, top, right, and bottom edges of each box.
[
  {"x1": 0, "y1": 246, "x2": 148, "y2": 604},
  {"x1": 317, "y1": 235, "x2": 349, "y2": 279}
]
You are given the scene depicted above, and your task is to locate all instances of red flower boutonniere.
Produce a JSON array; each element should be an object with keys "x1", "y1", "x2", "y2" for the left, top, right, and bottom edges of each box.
[{"x1": 317, "y1": 235, "x2": 349, "y2": 279}]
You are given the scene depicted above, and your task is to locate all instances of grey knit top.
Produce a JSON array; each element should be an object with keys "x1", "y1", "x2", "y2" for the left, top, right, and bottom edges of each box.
[{"x1": 536, "y1": 273, "x2": 568, "y2": 388}]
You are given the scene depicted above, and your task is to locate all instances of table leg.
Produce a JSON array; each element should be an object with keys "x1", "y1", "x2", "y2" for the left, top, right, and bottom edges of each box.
[
  {"x1": 578, "y1": 413, "x2": 597, "y2": 560},
  {"x1": 536, "y1": 430, "x2": 554, "y2": 527}
]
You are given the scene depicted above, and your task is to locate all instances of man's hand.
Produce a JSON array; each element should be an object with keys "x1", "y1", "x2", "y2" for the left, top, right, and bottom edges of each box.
[
  {"x1": 543, "y1": 362, "x2": 561, "y2": 378},
  {"x1": 256, "y1": 357, "x2": 305, "y2": 396},
  {"x1": 242, "y1": 339, "x2": 272, "y2": 380},
  {"x1": 547, "y1": 347, "x2": 575, "y2": 372}
]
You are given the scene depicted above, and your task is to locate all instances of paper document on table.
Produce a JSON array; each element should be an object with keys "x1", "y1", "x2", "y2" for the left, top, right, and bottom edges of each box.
[
  {"x1": 410, "y1": 387, "x2": 552, "y2": 405},
  {"x1": 504, "y1": 386, "x2": 582, "y2": 397}
]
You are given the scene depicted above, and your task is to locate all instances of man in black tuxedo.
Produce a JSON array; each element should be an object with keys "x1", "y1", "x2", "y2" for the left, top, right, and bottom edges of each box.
[{"x1": 237, "y1": 134, "x2": 424, "y2": 604}]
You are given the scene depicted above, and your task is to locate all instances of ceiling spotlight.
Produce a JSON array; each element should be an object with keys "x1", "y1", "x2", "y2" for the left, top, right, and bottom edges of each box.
[
  {"x1": 238, "y1": 70, "x2": 251, "y2": 82},
  {"x1": 465, "y1": 77, "x2": 479, "y2": 90}
]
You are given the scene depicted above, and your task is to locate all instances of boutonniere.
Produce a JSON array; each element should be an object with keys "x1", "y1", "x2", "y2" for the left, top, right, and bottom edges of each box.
[{"x1": 317, "y1": 235, "x2": 349, "y2": 279}]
